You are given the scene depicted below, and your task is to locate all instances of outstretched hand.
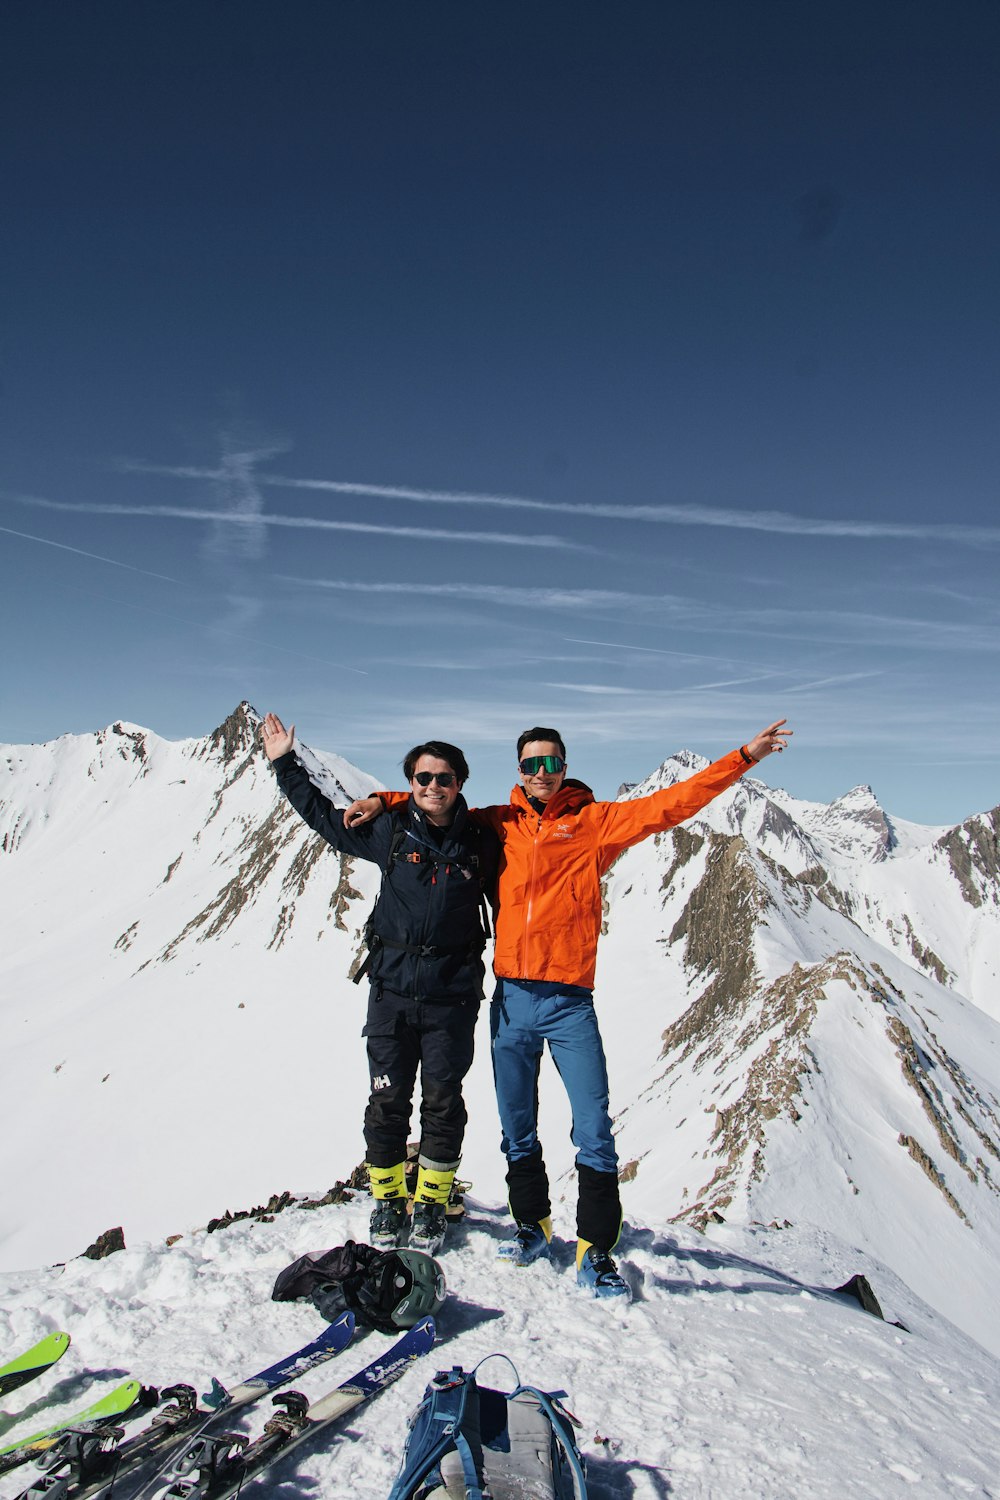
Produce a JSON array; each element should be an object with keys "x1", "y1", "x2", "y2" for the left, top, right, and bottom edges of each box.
[
  {"x1": 744, "y1": 719, "x2": 793, "y2": 762},
  {"x1": 261, "y1": 712, "x2": 295, "y2": 762},
  {"x1": 344, "y1": 795, "x2": 384, "y2": 829}
]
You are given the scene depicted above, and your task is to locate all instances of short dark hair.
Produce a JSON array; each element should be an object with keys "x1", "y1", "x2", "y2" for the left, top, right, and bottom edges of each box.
[
  {"x1": 402, "y1": 740, "x2": 470, "y2": 784},
  {"x1": 517, "y1": 726, "x2": 566, "y2": 759}
]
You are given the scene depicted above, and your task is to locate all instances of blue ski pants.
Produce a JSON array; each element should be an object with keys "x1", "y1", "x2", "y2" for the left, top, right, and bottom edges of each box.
[
  {"x1": 491, "y1": 980, "x2": 622, "y2": 1245},
  {"x1": 490, "y1": 979, "x2": 619, "y2": 1174}
]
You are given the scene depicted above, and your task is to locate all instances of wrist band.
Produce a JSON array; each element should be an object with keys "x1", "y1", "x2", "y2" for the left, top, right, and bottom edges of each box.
[{"x1": 739, "y1": 745, "x2": 756, "y2": 764}]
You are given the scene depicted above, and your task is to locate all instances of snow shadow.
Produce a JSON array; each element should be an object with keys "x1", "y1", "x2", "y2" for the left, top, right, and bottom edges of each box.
[
  {"x1": 0, "y1": 1368, "x2": 132, "y2": 1438},
  {"x1": 618, "y1": 1225, "x2": 895, "y2": 1324},
  {"x1": 586, "y1": 1451, "x2": 673, "y2": 1496},
  {"x1": 436, "y1": 1299, "x2": 506, "y2": 1338}
]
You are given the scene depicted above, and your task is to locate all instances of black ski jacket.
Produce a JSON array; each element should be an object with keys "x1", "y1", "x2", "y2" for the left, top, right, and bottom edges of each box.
[{"x1": 273, "y1": 752, "x2": 499, "y2": 1004}]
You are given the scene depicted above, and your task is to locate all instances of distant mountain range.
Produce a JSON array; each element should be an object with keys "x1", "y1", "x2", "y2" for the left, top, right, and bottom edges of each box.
[{"x1": 2, "y1": 702, "x2": 998, "y2": 1354}]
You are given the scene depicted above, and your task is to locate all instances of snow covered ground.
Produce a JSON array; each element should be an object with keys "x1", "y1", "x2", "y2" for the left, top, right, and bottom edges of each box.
[{"x1": 1, "y1": 1193, "x2": 998, "y2": 1499}]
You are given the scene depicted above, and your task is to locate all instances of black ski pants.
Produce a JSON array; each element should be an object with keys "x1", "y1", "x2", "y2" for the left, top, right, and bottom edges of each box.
[{"x1": 362, "y1": 988, "x2": 479, "y2": 1168}]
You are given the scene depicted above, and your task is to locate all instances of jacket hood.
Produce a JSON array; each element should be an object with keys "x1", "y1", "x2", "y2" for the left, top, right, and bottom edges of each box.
[{"x1": 509, "y1": 779, "x2": 595, "y2": 818}]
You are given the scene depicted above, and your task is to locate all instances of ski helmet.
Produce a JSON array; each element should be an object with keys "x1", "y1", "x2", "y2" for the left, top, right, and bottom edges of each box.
[{"x1": 384, "y1": 1249, "x2": 447, "y2": 1329}]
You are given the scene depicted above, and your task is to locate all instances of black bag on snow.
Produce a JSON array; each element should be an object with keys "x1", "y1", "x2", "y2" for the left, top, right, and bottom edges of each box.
[
  {"x1": 271, "y1": 1240, "x2": 445, "y2": 1334},
  {"x1": 386, "y1": 1359, "x2": 588, "y2": 1500}
]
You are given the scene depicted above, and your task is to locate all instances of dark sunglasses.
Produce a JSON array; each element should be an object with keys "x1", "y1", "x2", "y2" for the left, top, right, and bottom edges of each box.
[
  {"x1": 413, "y1": 770, "x2": 457, "y2": 787},
  {"x1": 519, "y1": 754, "x2": 566, "y2": 775}
]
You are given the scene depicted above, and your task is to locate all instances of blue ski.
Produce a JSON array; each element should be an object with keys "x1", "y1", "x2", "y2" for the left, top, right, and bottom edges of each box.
[
  {"x1": 158, "y1": 1317, "x2": 436, "y2": 1498},
  {"x1": 112, "y1": 1312, "x2": 355, "y2": 1500}
]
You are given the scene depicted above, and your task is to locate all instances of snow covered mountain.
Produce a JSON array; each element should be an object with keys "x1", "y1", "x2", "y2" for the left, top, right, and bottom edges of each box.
[
  {"x1": 597, "y1": 754, "x2": 1000, "y2": 1357},
  {"x1": 2, "y1": 705, "x2": 999, "y2": 1368}
]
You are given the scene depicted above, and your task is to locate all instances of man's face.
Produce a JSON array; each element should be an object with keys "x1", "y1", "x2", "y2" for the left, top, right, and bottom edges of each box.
[
  {"x1": 518, "y1": 739, "x2": 566, "y2": 804},
  {"x1": 410, "y1": 754, "x2": 461, "y2": 826}
]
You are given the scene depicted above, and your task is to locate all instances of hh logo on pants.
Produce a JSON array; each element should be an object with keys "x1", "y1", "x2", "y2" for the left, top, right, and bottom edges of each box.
[{"x1": 372, "y1": 1073, "x2": 391, "y2": 1091}]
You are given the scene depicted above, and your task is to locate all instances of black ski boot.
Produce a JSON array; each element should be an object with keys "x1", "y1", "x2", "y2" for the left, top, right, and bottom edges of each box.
[
  {"x1": 409, "y1": 1201, "x2": 447, "y2": 1255},
  {"x1": 369, "y1": 1197, "x2": 407, "y2": 1249}
]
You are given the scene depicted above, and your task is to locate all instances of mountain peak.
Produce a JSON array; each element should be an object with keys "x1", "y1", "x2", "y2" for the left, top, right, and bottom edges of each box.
[
  {"x1": 832, "y1": 783, "x2": 881, "y2": 811},
  {"x1": 817, "y1": 783, "x2": 895, "y2": 861},
  {"x1": 207, "y1": 701, "x2": 261, "y2": 765},
  {"x1": 670, "y1": 748, "x2": 711, "y2": 774}
]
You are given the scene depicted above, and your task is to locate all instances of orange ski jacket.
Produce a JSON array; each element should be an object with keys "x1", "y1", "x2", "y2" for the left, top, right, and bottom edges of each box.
[{"x1": 378, "y1": 747, "x2": 750, "y2": 991}]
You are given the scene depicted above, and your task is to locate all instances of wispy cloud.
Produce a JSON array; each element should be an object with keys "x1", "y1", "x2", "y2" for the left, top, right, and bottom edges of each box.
[
  {"x1": 0, "y1": 524, "x2": 177, "y2": 582},
  {"x1": 279, "y1": 575, "x2": 1000, "y2": 656},
  {"x1": 541, "y1": 670, "x2": 788, "y2": 696},
  {"x1": 562, "y1": 635, "x2": 759, "y2": 666},
  {"x1": 119, "y1": 461, "x2": 1000, "y2": 549},
  {"x1": 734, "y1": 607, "x2": 1000, "y2": 653},
  {"x1": 207, "y1": 439, "x2": 276, "y2": 562},
  {"x1": 539, "y1": 681, "x2": 650, "y2": 696},
  {"x1": 277, "y1": 577, "x2": 695, "y2": 611},
  {"x1": 16, "y1": 494, "x2": 584, "y2": 552},
  {"x1": 783, "y1": 670, "x2": 883, "y2": 692}
]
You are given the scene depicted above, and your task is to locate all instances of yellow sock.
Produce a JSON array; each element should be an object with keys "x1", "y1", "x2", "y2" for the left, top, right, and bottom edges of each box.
[
  {"x1": 368, "y1": 1162, "x2": 406, "y2": 1200},
  {"x1": 414, "y1": 1161, "x2": 458, "y2": 1206}
]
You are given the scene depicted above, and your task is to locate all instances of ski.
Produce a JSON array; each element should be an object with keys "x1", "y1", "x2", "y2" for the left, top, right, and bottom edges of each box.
[
  {"x1": 125, "y1": 1311, "x2": 355, "y2": 1500},
  {"x1": 0, "y1": 1382, "x2": 158, "y2": 1477},
  {"x1": 0, "y1": 1334, "x2": 72, "y2": 1398},
  {"x1": 15, "y1": 1386, "x2": 203, "y2": 1500},
  {"x1": 157, "y1": 1316, "x2": 436, "y2": 1499}
]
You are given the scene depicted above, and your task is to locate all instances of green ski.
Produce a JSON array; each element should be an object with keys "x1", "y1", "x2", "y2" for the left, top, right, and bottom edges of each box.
[
  {"x1": 0, "y1": 1333, "x2": 71, "y2": 1398},
  {"x1": 0, "y1": 1380, "x2": 156, "y2": 1476}
]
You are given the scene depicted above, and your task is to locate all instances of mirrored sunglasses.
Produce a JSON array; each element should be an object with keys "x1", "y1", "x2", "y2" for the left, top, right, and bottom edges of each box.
[
  {"x1": 519, "y1": 755, "x2": 566, "y2": 775},
  {"x1": 413, "y1": 771, "x2": 456, "y2": 787}
]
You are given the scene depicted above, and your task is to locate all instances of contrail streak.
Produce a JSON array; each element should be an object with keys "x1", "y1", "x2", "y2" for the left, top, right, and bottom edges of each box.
[
  {"x1": 0, "y1": 525, "x2": 177, "y2": 582},
  {"x1": 277, "y1": 576, "x2": 692, "y2": 611},
  {"x1": 16, "y1": 495, "x2": 583, "y2": 552},
  {"x1": 117, "y1": 459, "x2": 1000, "y2": 546}
]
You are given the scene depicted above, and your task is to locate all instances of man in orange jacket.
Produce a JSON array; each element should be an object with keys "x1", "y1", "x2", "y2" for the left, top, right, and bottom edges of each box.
[{"x1": 348, "y1": 718, "x2": 791, "y2": 1298}]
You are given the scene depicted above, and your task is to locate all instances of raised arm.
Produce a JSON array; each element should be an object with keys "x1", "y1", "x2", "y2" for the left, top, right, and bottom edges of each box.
[
  {"x1": 262, "y1": 712, "x2": 387, "y2": 864},
  {"x1": 593, "y1": 718, "x2": 793, "y2": 867}
]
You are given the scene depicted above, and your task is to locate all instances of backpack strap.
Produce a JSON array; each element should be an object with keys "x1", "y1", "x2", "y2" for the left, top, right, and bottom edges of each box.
[
  {"x1": 510, "y1": 1384, "x2": 589, "y2": 1500},
  {"x1": 351, "y1": 812, "x2": 412, "y2": 985},
  {"x1": 386, "y1": 1367, "x2": 486, "y2": 1500}
]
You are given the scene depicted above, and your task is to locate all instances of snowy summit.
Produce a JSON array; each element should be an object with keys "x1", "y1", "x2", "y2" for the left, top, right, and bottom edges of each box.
[{"x1": 1, "y1": 703, "x2": 999, "y2": 1497}]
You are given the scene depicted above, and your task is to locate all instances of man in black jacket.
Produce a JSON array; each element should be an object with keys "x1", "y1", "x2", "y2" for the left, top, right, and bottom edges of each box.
[{"x1": 262, "y1": 712, "x2": 498, "y2": 1254}]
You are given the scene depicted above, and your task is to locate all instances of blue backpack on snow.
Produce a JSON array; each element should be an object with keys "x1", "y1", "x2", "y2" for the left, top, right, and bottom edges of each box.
[{"x1": 386, "y1": 1358, "x2": 588, "y2": 1500}]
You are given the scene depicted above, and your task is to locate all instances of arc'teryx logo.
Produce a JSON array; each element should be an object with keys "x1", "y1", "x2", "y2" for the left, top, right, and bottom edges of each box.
[{"x1": 372, "y1": 1073, "x2": 391, "y2": 1091}]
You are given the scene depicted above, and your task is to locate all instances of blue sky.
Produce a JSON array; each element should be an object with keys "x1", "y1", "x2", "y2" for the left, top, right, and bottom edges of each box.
[{"x1": 2, "y1": 2, "x2": 998, "y2": 824}]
